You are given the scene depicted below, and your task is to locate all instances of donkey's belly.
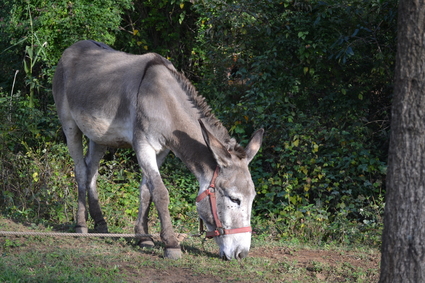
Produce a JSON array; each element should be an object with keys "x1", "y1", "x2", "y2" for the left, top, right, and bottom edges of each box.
[{"x1": 75, "y1": 114, "x2": 133, "y2": 148}]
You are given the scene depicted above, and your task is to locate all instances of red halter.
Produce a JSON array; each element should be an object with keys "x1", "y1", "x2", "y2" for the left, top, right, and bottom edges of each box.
[{"x1": 196, "y1": 166, "x2": 252, "y2": 238}]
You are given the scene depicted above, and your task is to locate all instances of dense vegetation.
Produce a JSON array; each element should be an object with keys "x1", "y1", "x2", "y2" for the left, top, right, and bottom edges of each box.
[{"x1": 0, "y1": 0, "x2": 396, "y2": 247}]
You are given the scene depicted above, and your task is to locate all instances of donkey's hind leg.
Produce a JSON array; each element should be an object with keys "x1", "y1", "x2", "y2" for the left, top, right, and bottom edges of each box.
[
  {"x1": 85, "y1": 140, "x2": 108, "y2": 232},
  {"x1": 135, "y1": 149, "x2": 170, "y2": 247},
  {"x1": 62, "y1": 122, "x2": 89, "y2": 233}
]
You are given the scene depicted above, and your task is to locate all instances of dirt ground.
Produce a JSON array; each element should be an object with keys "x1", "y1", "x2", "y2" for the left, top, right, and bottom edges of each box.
[
  {"x1": 251, "y1": 246, "x2": 380, "y2": 282},
  {"x1": 116, "y1": 244, "x2": 380, "y2": 282}
]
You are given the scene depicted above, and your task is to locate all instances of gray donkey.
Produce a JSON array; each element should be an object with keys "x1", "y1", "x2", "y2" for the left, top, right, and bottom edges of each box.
[{"x1": 53, "y1": 40, "x2": 264, "y2": 260}]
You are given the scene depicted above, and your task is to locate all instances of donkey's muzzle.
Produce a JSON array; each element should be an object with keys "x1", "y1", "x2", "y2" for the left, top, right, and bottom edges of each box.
[{"x1": 221, "y1": 248, "x2": 249, "y2": 260}]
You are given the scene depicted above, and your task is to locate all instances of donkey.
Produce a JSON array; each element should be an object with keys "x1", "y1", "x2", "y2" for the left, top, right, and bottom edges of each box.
[{"x1": 52, "y1": 40, "x2": 264, "y2": 260}]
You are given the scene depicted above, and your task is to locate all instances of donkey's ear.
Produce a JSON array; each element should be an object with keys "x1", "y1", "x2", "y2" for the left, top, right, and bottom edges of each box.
[
  {"x1": 246, "y1": 128, "x2": 264, "y2": 164},
  {"x1": 199, "y1": 119, "x2": 232, "y2": 167}
]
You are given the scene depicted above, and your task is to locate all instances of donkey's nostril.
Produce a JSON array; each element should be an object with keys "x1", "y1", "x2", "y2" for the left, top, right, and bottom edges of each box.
[{"x1": 236, "y1": 250, "x2": 249, "y2": 260}]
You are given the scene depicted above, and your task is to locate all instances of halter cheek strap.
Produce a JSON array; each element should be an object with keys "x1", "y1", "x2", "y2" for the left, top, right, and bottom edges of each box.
[{"x1": 196, "y1": 166, "x2": 252, "y2": 238}]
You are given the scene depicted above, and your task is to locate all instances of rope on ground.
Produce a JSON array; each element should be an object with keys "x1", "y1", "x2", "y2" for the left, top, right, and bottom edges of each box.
[
  {"x1": 0, "y1": 230, "x2": 195, "y2": 242},
  {"x1": 0, "y1": 231, "x2": 159, "y2": 238}
]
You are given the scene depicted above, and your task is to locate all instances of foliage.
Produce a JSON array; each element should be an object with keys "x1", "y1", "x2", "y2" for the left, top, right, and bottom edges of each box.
[
  {"x1": 116, "y1": 0, "x2": 200, "y2": 76},
  {"x1": 0, "y1": 88, "x2": 58, "y2": 151},
  {"x1": 1, "y1": 0, "x2": 132, "y2": 110},
  {"x1": 5, "y1": 0, "x2": 132, "y2": 65},
  {"x1": 0, "y1": 141, "x2": 75, "y2": 223}
]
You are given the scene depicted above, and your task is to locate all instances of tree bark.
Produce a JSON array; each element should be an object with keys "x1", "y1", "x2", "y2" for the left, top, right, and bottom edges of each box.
[{"x1": 379, "y1": 0, "x2": 425, "y2": 282}]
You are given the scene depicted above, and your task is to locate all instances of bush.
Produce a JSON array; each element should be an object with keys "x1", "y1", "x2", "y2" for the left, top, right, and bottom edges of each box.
[{"x1": 0, "y1": 142, "x2": 75, "y2": 223}]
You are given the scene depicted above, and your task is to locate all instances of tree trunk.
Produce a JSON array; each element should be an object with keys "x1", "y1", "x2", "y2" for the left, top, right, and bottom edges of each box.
[{"x1": 379, "y1": 0, "x2": 425, "y2": 282}]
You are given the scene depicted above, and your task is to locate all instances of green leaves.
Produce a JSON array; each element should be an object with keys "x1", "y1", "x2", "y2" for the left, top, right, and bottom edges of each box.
[{"x1": 6, "y1": 0, "x2": 132, "y2": 68}]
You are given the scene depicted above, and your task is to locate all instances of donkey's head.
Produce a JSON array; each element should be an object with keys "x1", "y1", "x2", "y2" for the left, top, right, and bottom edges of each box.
[{"x1": 197, "y1": 121, "x2": 264, "y2": 260}]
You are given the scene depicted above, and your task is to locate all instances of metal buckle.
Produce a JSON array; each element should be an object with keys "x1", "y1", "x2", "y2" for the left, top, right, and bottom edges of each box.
[{"x1": 216, "y1": 227, "x2": 225, "y2": 236}]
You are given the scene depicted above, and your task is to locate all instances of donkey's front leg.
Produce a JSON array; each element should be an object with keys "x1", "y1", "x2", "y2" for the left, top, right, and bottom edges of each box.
[
  {"x1": 135, "y1": 146, "x2": 181, "y2": 259},
  {"x1": 135, "y1": 149, "x2": 171, "y2": 248},
  {"x1": 149, "y1": 173, "x2": 181, "y2": 259}
]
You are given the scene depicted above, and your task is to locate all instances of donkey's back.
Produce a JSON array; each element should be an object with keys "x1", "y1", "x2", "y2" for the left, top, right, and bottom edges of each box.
[{"x1": 53, "y1": 40, "x2": 177, "y2": 148}]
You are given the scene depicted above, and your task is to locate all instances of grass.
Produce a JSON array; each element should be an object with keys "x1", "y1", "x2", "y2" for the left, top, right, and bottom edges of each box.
[{"x1": 0, "y1": 215, "x2": 380, "y2": 282}]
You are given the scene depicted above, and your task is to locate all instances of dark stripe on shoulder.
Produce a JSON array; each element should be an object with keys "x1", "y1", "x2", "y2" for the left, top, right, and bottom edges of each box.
[
  {"x1": 88, "y1": 40, "x2": 114, "y2": 50},
  {"x1": 140, "y1": 53, "x2": 173, "y2": 83}
]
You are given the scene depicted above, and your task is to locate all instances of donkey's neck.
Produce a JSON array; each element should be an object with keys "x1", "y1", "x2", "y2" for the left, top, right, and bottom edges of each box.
[
  {"x1": 169, "y1": 129, "x2": 217, "y2": 191},
  {"x1": 162, "y1": 69, "x2": 229, "y2": 189}
]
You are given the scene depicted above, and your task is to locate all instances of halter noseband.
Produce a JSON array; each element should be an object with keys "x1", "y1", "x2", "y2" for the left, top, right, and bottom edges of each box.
[{"x1": 196, "y1": 166, "x2": 252, "y2": 238}]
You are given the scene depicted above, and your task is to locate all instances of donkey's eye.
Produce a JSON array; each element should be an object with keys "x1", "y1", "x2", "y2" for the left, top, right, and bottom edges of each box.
[{"x1": 228, "y1": 196, "x2": 241, "y2": 206}]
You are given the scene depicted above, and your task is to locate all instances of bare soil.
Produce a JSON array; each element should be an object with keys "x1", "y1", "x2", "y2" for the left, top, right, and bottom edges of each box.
[{"x1": 120, "y1": 246, "x2": 380, "y2": 282}]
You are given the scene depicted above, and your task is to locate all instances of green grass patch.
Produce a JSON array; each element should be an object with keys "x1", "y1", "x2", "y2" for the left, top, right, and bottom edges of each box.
[{"x1": 0, "y1": 216, "x2": 380, "y2": 282}]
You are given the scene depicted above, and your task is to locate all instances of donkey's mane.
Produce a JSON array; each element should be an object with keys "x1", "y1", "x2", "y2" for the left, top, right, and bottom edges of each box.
[{"x1": 167, "y1": 67, "x2": 247, "y2": 159}]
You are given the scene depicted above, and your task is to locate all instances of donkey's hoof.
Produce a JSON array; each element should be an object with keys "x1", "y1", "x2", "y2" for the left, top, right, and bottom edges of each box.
[
  {"x1": 139, "y1": 239, "x2": 155, "y2": 248},
  {"x1": 164, "y1": 247, "x2": 182, "y2": 259},
  {"x1": 95, "y1": 223, "x2": 109, "y2": 233},
  {"x1": 75, "y1": 226, "x2": 88, "y2": 233}
]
